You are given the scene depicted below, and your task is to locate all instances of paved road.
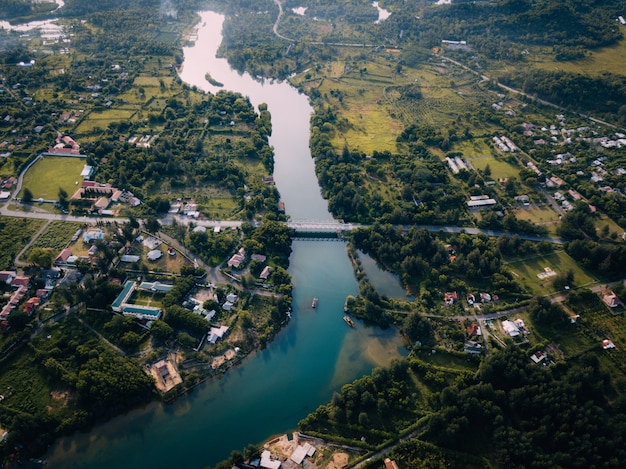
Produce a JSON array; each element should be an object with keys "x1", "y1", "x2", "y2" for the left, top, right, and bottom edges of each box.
[{"x1": 1, "y1": 202, "x2": 565, "y2": 244}]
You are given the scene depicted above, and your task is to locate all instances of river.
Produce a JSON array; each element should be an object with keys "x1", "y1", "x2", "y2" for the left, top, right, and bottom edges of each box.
[{"x1": 44, "y1": 11, "x2": 406, "y2": 469}]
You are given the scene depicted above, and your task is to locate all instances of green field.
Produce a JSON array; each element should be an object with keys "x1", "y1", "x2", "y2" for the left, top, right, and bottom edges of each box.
[
  {"x1": 467, "y1": 154, "x2": 521, "y2": 179},
  {"x1": 505, "y1": 250, "x2": 597, "y2": 294},
  {"x1": 20, "y1": 156, "x2": 86, "y2": 200},
  {"x1": 451, "y1": 139, "x2": 493, "y2": 158},
  {"x1": 529, "y1": 38, "x2": 626, "y2": 77},
  {"x1": 0, "y1": 217, "x2": 46, "y2": 269},
  {"x1": 75, "y1": 109, "x2": 138, "y2": 134},
  {"x1": 514, "y1": 206, "x2": 561, "y2": 235},
  {"x1": 23, "y1": 221, "x2": 85, "y2": 258}
]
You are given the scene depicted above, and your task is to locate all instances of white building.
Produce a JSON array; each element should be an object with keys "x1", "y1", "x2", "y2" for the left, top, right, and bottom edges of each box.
[{"x1": 502, "y1": 320, "x2": 520, "y2": 337}]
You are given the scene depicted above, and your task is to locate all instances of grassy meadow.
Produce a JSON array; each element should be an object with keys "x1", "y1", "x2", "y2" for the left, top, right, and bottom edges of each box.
[
  {"x1": 20, "y1": 156, "x2": 85, "y2": 200},
  {"x1": 529, "y1": 38, "x2": 626, "y2": 77},
  {"x1": 505, "y1": 250, "x2": 597, "y2": 295}
]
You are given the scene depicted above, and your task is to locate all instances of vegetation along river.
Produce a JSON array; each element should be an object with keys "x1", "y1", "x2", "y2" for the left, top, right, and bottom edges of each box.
[{"x1": 44, "y1": 10, "x2": 407, "y2": 469}]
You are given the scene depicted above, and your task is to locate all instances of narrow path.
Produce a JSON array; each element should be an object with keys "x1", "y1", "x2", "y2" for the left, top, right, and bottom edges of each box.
[
  {"x1": 14, "y1": 219, "x2": 51, "y2": 266},
  {"x1": 271, "y1": 0, "x2": 294, "y2": 42},
  {"x1": 76, "y1": 315, "x2": 126, "y2": 356}
]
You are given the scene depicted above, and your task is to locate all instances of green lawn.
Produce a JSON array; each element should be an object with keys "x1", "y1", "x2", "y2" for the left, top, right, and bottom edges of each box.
[
  {"x1": 505, "y1": 250, "x2": 597, "y2": 295},
  {"x1": 75, "y1": 109, "x2": 138, "y2": 134},
  {"x1": 467, "y1": 155, "x2": 521, "y2": 179},
  {"x1": 20, "y1": 156, "x2": 86, "y2": 200},
  {"x1": 451, "y1": 139, "x2": 493, "y2": 158},
  {"x1": 514, "y1": 206, "x2": 561, "y2": 235}
]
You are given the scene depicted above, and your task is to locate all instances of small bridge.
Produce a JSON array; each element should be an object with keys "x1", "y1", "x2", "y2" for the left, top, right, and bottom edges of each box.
[{"x1": 286, "y1": 219, "x2": 360, "y2": 236}]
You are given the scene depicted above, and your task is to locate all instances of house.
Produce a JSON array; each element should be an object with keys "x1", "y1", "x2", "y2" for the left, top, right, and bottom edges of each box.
[
  {"x1": 467, "y1": 323, "x2": 481, "y2": 336},
  {"x1": 55, "y1": 248, "x2": 72, "y2": 264},
  {"x1": 568, "y1": 189, "x2": 582, "y2": 201},
  {"x1": 467, "y1": 196, "x2": 497, "y2": 209},
  {"x1": 384, "y1": 458, "x2": 400, "y2": 469},
  {"x1": 251, "y1": 254, "x2": 267, "y2": 262},
  {"x1": 290, "y1": 442, "x2": 316, "y2": 465},
  {"x1": 139, "y1": 281, "x2": 174, "y2": 293},
  {"x1": 227, "y1": 253, "x2": 244, "y2": 269},
  {"x1": 222, "y1": 301, "x2": 234, "y2": 311},
  {"x1": 122, "y1": 305, "x2": 162, "y2": 320},
  {"x1": 444, "y1": 291, "x2": 458, "y2": 305},
  {"x1": 207, "y1": 325, "x2": 229, "y2": 344},
  {"x1": 80, "y1": 165, "x2": 94, "y2": 179},
  {"x1": 11, "y1": 276, "x2": 30, "y2": 287},
  {"x1": 143, "y1": 236, "x2": 161, "y2": 250},
  {"x1": 147, "y1": 250, "x2": 162, "y2": 261},
  {"x1": 479, "y1": 292, "x2": 491, "y2": 303},
  {"x1": 466, "y1": 293, "x2": 475, "y2": 305},
  {"x1": 502, "y1": 320, "x2": 520, "y2": 337},
  {"x1": 602, "y1": 339, "x2": 616, "y2": 349},
  {"x1": 260, "y1": 266, "x2": 272, "y2": 280},
  {"x1": 83, "y1": 228, "x2": 104, "y2": 244},
  {"x1": 120, "y1": 255, "x2": 141, "y2": 263},
  {"x1": 260, "y1": 450, "x2": 281, "y2": 469},
  {"x1": 0, "y1": 270, "x2": 16, "y2": 285},
  {"x1": 226, "y1": 293, "x2": 238, "y2": 303},
  {"x1": 93, "y1": 197, "x2": 110, "y2": 211},
  {"x1": 23, "y1": 297, "x2": 40, "y2": 316},
  {"x1": 602, "y1": 290, "x2": 620, "y2": 308},
  {"x1": 36, "y1": 289, "x2": 50, "y2": 299},
  {"x1": 530, "y1": 351, "x2": 546, "y2": 364}
]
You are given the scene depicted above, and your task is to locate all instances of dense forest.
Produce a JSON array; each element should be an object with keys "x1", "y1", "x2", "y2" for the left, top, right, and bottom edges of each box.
[
  {"x1": 500, "y1": 69, "x2": 626, "y2": 124},
  {"x1": 0, "y1": 316, "x2": 154, "y2": 457},
  {"x1": 298, "y1": 346, "x2": 626, "y2": 468}
]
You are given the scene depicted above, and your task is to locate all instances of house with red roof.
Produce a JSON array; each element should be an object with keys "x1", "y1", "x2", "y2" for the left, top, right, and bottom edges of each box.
[
  {"x1": 55, "y1": 248, "x2": 72, "y2": 264},
  {"x1": 11, "y1": 276, "x2": 30, "y2": 287}
]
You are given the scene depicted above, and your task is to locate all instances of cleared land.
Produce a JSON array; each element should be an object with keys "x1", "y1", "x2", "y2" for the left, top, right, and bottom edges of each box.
[{"x1": 505, "y1": 250, "x2": 597, "y2": 294}]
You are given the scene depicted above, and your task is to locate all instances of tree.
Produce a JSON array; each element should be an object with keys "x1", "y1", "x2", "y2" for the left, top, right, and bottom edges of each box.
[
  {"x1": 8, "y1": 310, "x2": 30, "y2": 330},
  {"x1": 22, "y1": 187, "x2": 33, "y2": 203},
  {"x1": 28, "y1": 247, "x2": 54, "y2": 268},
  {"x1": 150, "y1": 320, "x2": 174, "y2": 342},
  {"x1": 144, "y1": 216, "x2": 160, "y2": 234},
  {"x1": 58, "y1": 187, "x2": 69, "y2": 209}
]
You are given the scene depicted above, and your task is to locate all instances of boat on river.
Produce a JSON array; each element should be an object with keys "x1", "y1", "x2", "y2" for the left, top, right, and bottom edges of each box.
[
  {"x1": 343, "y1": 315, "x2": 354, "y2": 327},
  {"x1": 312, "y1": 297, "x2": 318, "y2": 308}
]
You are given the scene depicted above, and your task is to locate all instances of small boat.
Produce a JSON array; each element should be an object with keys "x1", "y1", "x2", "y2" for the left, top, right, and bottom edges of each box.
[
  {"x1": 343, "y1": 315, "x2": 354, "y2": 327},
  {"x1": 343, "y1": 300, "x2": 348, "y2": 312},
  {"x1": 312, "y1": 297, "x2": 318, "y2": 308}
]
